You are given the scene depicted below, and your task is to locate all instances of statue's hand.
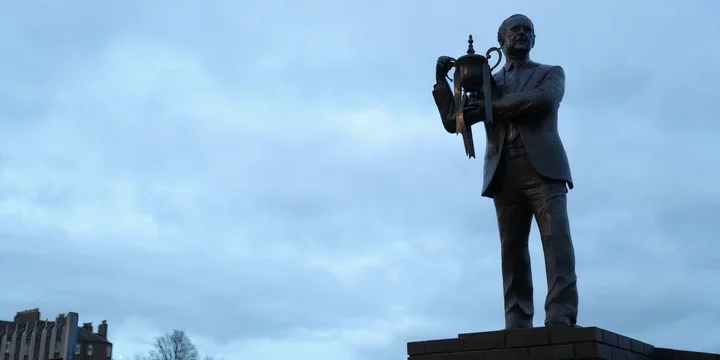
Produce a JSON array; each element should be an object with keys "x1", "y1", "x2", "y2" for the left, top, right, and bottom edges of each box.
[
  {"x1": 436, "y1": 56, "x2": 456, "y2": 80},
  {"x1": 464, "y1": 99, "x2": 484, "y2": 114},
  {"x1": 463, "y1": 99, "x2": 485, "y2": 124}
]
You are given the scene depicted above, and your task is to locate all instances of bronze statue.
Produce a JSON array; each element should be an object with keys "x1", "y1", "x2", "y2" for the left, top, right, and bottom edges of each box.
[{"x1": 432, "y1": 14, "x2": 579, "y2": 329}]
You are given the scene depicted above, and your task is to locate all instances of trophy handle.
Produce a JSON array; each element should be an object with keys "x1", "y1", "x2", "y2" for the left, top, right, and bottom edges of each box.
[{"x1": 485, "y1": 47, "x2": 503, "y2": 72}]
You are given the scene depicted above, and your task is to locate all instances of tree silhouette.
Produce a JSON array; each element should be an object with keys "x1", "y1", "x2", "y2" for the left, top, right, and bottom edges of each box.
[{"x1": 138, "y1": 329, "x2": 200, "y2": 360}]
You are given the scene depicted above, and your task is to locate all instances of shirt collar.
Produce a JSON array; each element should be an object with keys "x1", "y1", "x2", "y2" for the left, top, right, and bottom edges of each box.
[{"x1": 503, "y1": 59, "x2": 539, "y2": 71}]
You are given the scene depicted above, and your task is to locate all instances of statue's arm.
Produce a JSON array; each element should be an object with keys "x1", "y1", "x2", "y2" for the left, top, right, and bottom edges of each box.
[
  {"x1": 493, "y1": 65, "x2": 565, "y2": 119},
  {"x1": 432, "y1": 80, "x2": 481, "y2": 133},
  {"x1": 432, "y1": 80, "x2": 459, "y2": 133}
]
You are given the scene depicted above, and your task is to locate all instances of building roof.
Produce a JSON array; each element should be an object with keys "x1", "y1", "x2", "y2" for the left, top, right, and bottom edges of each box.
[
  {"x1": 0, "y1": 320, "x2": 50, "y2": 330},
  {"x1": 0, "y1": 320, "x2": 110, "y2": 344}
]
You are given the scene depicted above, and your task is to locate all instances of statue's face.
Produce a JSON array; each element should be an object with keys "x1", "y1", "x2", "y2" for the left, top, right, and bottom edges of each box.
[{"x1": 502, "y1": 16, "x2": 535, "y2": 54}]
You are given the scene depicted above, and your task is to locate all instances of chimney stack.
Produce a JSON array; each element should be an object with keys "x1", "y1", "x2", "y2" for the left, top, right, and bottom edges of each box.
[
  {"x1": 14, "y1": 309, "x2": 40, "y2": 323},
  {"x1": 98, "y1": 320, "x2": 108, "y2": 338},
  {"x1": 62, "y1": 313, "x2": 79, "y2": 360},
  {"x1": 82, "y1": 322, "x2": 93, "y2": 332}
]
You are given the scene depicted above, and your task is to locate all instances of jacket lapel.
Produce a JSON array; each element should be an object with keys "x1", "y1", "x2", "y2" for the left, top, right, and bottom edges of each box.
[
  {"x1": 502, "y1": 67, "x2": 519, "y2": 94},
  {"x1": 518, "y1": 64, "x2": 550, "y2": 93},
  {"x1": 516, "y1": 66, "x2": 539, "y2": 93}
]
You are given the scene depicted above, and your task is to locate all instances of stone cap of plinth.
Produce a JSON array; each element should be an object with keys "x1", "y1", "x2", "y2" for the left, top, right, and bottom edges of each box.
[{"x1": 406, "y1": 325, "x2": 720, "y2": 360}]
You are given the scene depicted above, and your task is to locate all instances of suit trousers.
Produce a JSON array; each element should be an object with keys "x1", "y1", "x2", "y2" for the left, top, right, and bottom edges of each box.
[{"x1": 490, "y1": 147, "x2": 579, "y2": 329}]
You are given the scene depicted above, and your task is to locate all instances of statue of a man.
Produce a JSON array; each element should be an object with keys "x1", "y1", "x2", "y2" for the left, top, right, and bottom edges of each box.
[{"x1": 432, "y1": 14, "x2": 579, "y2": 329}]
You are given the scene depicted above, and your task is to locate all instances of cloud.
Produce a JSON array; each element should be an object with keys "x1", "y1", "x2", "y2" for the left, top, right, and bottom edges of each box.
[{"x1": 0, "y1": 0, "x2": 719, "y2": 359}]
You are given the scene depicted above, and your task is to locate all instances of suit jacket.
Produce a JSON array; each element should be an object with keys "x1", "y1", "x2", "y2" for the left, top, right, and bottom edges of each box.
[{"x1": 432, "y1": 61, "x2": 573, "y2": 198}]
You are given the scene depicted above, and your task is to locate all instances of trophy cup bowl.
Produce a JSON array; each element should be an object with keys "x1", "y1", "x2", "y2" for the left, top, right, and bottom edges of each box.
[{"x1": 454, "y1": 54, "x2": 489, "y2": 92}]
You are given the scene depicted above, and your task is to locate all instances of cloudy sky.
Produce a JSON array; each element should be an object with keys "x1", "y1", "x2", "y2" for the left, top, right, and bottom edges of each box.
[{"x1": 1, "y1": 0, "x2": 719, "y2": 359}]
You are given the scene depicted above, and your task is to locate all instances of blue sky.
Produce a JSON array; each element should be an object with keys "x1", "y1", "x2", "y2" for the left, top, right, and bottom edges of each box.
[{"x1": 1, "y1": 0, "x2": 719, "y2": 359}]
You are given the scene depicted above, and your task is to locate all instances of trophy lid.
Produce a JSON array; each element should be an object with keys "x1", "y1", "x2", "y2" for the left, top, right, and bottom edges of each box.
[{"x1": 456, "y1": 34, "x2": 483, "y2": 64}]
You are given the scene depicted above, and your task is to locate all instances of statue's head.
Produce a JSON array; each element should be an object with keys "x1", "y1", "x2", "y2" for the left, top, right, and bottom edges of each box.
[{"x1": 497, "y1": 14, "x2": 535, "y2": 59}]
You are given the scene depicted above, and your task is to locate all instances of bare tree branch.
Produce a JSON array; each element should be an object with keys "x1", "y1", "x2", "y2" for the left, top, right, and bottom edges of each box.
[{"x1": 142, "y1": 329, "x2": 200, "y2": 360}]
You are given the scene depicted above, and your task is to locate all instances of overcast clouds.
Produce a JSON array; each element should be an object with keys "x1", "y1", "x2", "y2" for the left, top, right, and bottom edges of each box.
[{"x1": 0, "y1": 0, "x2": 719, "y2": 359}]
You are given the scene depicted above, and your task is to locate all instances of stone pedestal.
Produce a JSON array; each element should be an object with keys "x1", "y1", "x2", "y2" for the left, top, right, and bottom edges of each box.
[{"x1": 407, "y1": 326, "x2": 719, "y2": 360}]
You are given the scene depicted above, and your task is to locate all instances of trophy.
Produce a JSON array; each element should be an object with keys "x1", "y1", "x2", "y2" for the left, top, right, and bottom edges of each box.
[{"x1": 448, "y1": 35, "x2": 502, "y2": 158}]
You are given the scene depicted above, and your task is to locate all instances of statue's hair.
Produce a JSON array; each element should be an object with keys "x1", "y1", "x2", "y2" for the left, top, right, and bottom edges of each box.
[{"x1": 497, "y1": 14, "x2": 534, "y2": 46}]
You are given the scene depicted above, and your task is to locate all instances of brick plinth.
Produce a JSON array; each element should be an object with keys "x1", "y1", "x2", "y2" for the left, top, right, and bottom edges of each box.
[{"x1": 407, "y1": 326, "x2": 719, "y2": 360}]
